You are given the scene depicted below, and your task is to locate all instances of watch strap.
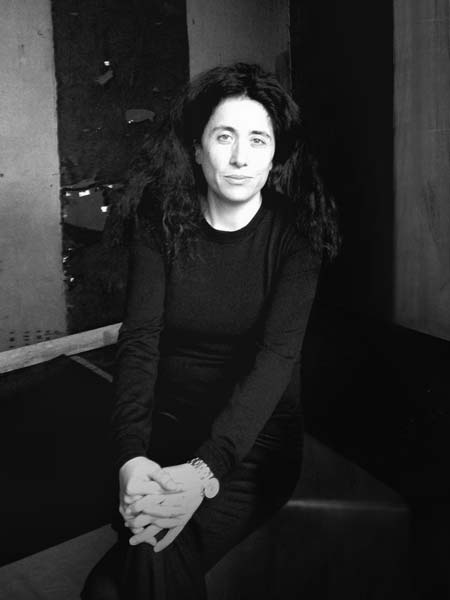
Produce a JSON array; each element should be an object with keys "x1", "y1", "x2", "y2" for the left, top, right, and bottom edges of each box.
[{"x1": 186, "y1": 457, "x2": 220, "y2": 498}]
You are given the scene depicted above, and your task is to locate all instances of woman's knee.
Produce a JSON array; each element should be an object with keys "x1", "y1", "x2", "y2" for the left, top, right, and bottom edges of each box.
[
  {"x1": 81, "y1": 545, "x2": 122, "y2": 600},
  {"x1": 81, "y1": 570, "x2": 121, "y2": 600}
]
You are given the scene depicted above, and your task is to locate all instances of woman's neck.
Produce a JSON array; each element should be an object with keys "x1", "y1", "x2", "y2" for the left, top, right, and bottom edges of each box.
[{"x1": 203, "y1": 193, "x2": 262, "y2": 232}]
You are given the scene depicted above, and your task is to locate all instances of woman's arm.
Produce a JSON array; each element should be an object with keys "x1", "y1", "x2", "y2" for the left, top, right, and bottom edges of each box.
[
  {"x1": 112, "y1": 241, "x2": 187, "y2": 525},
  {"x1": 194, "y1": 238, "x2": 321, "y2": 480},
  {"x1": 111, "y1": 239, "x2": 166, "y2": 474}
]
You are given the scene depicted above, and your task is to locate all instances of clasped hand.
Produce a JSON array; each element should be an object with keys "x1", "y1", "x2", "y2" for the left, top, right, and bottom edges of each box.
[{"x1": 119, "y1": 457, "x2": 205, "y2": 552}]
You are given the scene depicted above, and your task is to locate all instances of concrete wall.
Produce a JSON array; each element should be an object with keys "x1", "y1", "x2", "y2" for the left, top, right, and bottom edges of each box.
[
  {"x1": 394, "y1": 0, "x2": 450, "y2": 341},
  {"x1": 186, "y1": 0, "x2": 291, "y2": 89},
  {"x1": 0, "y1": 0, "x2": 66, "y2": 351}
]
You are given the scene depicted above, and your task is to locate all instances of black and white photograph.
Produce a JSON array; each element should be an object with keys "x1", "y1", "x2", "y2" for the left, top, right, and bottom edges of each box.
[{"x1": 0, "y1": 1, "x2": 449, "y2": 598}]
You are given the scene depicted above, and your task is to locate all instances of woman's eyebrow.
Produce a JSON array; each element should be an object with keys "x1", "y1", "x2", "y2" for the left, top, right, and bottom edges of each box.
[
  {"x1": 250, "y1": 130, "x2": 272, "y2": 139},
  {"x1": 210, "y1": 125, "x2": 235, "y2": 133},
  {"x1": 211, "y1": 125, "x2": 272, "y2": 139}
]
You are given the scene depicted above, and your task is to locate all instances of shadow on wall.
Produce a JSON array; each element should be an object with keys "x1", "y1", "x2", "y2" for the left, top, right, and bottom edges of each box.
[{"x1": 290, "y1": 0, "x2": 394, "y2": 321}]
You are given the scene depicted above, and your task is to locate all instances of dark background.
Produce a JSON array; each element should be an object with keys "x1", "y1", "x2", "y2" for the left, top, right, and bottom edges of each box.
[
  {"x1": 291, "y1": 1, "x2": 394, "y2": 320},
  {"x1": 291, "y1": 5, "x2": 449, "y2": 596}
]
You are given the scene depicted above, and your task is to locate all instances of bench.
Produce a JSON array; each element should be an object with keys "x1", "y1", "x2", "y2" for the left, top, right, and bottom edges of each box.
[{"x1": 0, "y1": 338, "x2": 411, "y2": 599}]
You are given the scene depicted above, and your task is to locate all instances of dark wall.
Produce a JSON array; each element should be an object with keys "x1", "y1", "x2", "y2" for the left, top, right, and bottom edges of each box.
[
  {"x1": 290, "y1": 2, "x2": 394, "y2": 319},
  {"x1": 291, "y1": 11, "x2": 450, "y2": 596},
  {"x1": 51, "y1": 0, "x2": 189, "y2": 332},
  {"x1": 52, "y1": 0, "x2": 188, "y2": 186}
]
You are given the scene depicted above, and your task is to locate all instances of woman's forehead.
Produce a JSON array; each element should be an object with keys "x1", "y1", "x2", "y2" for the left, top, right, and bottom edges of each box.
[{"x1": 204, "y1": 96, "x2": 274, "y2": 135}]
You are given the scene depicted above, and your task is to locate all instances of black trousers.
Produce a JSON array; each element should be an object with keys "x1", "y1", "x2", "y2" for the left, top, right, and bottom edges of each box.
[{"x1": 81, "y1": 413, "x2": 303, "y2": 600}]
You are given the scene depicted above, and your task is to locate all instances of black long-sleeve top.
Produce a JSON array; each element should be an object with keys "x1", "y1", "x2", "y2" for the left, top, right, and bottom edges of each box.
[{"x1": 111, "y1": 192, "x2": 320, "y2": 480}]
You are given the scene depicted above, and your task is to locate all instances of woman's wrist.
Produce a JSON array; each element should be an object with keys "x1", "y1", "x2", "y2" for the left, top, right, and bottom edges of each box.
[
  {"x1": 119, "y1": 455, "x2": 151, "y2": 474},
  {"x1": 186, "y1": 457, "x2": 220, "y2": 498}
]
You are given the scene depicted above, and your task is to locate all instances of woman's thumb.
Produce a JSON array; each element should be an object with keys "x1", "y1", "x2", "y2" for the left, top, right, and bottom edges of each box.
[{"x1": 153, "y1": 467, "x2": 182, "y2": 491}]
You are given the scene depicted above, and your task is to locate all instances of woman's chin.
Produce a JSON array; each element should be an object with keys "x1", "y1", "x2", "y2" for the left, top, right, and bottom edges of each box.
[{"x1": 215, "y1": 188, "x2": 262, "y2": 205}]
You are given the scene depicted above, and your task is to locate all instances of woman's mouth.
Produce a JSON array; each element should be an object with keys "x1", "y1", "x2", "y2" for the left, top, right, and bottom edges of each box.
[{"x1": 224, "y1": 175, "x2": 252, "y2": 183}]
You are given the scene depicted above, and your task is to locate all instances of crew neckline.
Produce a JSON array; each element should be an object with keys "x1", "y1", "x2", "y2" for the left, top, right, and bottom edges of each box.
[{"x1": 200, "y1": 198, "x2": 268, "y2": 243}]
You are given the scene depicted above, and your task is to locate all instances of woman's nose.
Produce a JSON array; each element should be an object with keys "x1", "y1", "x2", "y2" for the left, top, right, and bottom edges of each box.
[{"x1": 230, "y1": 141, "x2": 248, "y2": 167}]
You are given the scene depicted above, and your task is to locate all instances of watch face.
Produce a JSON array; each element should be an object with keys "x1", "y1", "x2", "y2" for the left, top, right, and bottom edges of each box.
[{"x1": 204, "y1": 478, "x2": 220, "y2": 499}]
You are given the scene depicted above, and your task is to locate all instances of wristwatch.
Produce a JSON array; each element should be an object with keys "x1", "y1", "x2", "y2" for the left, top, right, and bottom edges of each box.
[{"x1": 187, "y1": 457, "x2": 220, "y2": 498}]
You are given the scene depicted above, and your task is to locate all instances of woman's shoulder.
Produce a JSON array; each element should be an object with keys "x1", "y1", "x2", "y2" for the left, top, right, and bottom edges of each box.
[
  {"x1": 263, "y1": 190, "x2": 321, "y2": 267},
  {"x1": 263, "y1": 190, "x2": 306, "y2": 243},
  {"x1": 134, "y1": 186, "x2": 165, "y2": 252}
]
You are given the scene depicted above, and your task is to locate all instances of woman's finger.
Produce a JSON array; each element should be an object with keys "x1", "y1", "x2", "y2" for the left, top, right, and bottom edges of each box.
[
  {"x1": 151, "y1": 468, "x2": 184, "y2": 492},
  {"x1": 151, "y1": 517, "x2": 184, "y2": 529},
  {"x1": 124, "y1": 513, "x2": 152, "y2": 529},
  {"x1": 127, "y1": 516, "x2": 184, "y2": 529},
  {"x1": 126, "y1": 479, "x2": 164, "y2": 496},
  {"x1": 127, "y1": 496, "x2": 184, "y2": 518},
  {"x1": 154, "y1": 525, "x2": 184, "y2": 553},
  {"x1": 130, "y1": 526, "x2": 145, "y2": 535},
  {"x1": 145, "y1": 524, "x2": 163, "y2": 539},
  {"x1": 125, "y1": 504, "x2": 185, "y2": 520},
  {"x1": 129, "y1": 523, "x2": 164, "y2": 546},
  {"x1": 129, "y1": 523, "x2": 165, "y2": 546},
  {"x1": 122, "y1": 492, "x2": 145, "y2": 505},
  {"x1": 152, "y1": 491, "x2": 193, "y2": 508}
]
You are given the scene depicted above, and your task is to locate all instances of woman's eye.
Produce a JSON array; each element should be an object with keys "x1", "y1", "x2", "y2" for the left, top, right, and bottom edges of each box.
[
  {"x1": 217, "y1": 133, "x2": 232, "y2": 142},
  {"x1": 251, "y1": 137, "x2": 266, "y2": 146}
]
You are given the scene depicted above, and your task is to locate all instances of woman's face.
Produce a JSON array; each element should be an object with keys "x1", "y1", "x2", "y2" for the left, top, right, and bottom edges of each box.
[{"x1": 195, "y1": 96, "x2": 275, "y2": 207}]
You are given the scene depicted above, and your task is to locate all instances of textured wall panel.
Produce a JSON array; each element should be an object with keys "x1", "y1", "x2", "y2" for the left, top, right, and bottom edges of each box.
[
  {"x1": 186, "y1": 0, "x2": 291, "y2": 90},
  {"x1": 0, "y1": 0, "x2": 66, "y2": 351},
  {"x1": 394, "y1": 0, "x2": 450, "y2": 340}
]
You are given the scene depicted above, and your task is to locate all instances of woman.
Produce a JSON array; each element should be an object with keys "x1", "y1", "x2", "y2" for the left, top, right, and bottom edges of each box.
[{"x1": 82, "y1": 62, "x2": 339, "y2": 599}]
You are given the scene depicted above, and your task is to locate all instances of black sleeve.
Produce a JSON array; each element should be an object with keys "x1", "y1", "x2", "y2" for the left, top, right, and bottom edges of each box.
[
  {"x1": 110, "y1": 240, "x2": 166, "y2": 473},
  {"x1": 195, "y1": 241, "x2": 320, "y2": 480}
]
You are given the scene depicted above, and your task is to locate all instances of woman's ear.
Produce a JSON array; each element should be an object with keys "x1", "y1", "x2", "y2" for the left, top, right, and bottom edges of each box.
[{"x1": 194, "y1": 143, "x2": 203, "y2": 165}]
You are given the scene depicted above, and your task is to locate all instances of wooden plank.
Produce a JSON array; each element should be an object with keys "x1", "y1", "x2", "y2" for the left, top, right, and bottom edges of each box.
[
  {"x1": 0, "y1": 323, "x2": 121, "y2": 375},
  {"x1": 68, "y1": 355, "x2": 113, "y2": 383}
]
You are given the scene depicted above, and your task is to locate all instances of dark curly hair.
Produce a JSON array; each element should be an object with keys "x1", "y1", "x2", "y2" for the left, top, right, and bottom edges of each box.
[{"x1": 120, "y1": 62, "x2": 340, "y2": 260}]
